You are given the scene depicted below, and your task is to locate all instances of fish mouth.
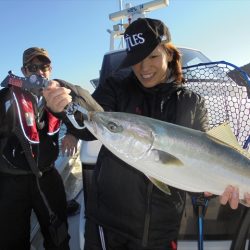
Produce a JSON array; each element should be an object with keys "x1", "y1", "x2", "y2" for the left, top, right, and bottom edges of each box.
[
  {"x1": 87, "y1": 112, "x2": 156, "y2": 161},
  {"x1": 85, "y1": 112, "x2": 99, "y2": 135},
  {"x1": 88, "y1": 111, "x2": 94, "y2": 121}
]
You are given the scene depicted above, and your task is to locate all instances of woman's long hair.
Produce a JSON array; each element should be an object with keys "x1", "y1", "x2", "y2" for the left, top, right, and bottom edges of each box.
[{"x1": 164, "y1": 42, "x2": 184, "y2": 84}]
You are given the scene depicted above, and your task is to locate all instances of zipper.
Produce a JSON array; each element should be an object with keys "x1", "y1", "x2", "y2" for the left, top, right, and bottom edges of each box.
[{"x1": 142, "y1": 182, "x2": 153, "y2": 247}]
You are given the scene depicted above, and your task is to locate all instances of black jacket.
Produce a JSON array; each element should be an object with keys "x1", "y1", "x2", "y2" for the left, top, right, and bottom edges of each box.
[
  {"x1": 0, "y1": 80, "x2": 77, "y2": 174},
  {"x1": 72, "y1": 72, "x2": 209, "y2": 246}
]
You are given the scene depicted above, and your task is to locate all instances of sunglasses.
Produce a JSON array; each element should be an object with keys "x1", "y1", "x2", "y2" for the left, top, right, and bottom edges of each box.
[{"x1": 26, "y1": 64, "x2": 50, "y2": 73}]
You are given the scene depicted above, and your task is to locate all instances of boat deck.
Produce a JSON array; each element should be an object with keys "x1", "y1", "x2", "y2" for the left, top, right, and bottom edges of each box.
[{"x1": 31, "y1": 154, "x2": 83, "y2": 250}]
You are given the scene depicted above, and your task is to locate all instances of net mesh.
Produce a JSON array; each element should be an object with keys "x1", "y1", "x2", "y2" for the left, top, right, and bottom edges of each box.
[{"x1": 183, "y1": 61, "x2": 250, "y2": 151}]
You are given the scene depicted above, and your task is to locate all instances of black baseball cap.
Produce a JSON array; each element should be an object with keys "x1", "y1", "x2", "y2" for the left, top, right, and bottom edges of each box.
[{"x1": 118, "y1": 18, "x2": 171, "y2": 69}]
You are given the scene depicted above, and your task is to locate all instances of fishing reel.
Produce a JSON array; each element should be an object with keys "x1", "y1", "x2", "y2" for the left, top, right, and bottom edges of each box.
[{"x1": 1, "y1": 71, "x2": 49, "y2": 96}]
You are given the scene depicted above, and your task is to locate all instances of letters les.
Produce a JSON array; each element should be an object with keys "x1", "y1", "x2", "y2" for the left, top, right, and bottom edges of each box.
[{"x1": 125, "y1": 33, "x2": 145, "y2": 51}]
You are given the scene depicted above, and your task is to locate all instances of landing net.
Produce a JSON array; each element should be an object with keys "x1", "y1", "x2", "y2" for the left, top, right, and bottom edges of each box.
[{"x1": 183, "y1": 61, "x2": 250, "y2": 151}]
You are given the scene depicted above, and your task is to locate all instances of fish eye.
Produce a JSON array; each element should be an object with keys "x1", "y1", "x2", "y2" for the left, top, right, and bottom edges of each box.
[{"x1": 107, "y1": 121, "x2": 123, "y2": 133}]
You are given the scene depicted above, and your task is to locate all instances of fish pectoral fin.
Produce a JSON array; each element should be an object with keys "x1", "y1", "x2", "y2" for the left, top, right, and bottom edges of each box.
[
  {"x1": 147, "y1": 176, "x2": 171, "y2": 195},
  {"x1": 206, "y1": 122, "x2": 250, "y2": 159},
  {"x1": 152, "y1": 149, "x2": 183, "y2": 166}
]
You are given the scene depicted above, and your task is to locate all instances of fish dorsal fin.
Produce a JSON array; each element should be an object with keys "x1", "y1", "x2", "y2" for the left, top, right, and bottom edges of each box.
[
  {"x1": 207, "y1": 122, "x2": 250, "y2": 159},
  {"x1": 147, "y1": 176, "x2": 171, "y2": 195}
]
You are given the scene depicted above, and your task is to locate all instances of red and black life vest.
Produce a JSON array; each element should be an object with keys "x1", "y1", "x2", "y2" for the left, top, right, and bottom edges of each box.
[{"x1": 12, "y1": 87, "x2": 60, "y2": 144}]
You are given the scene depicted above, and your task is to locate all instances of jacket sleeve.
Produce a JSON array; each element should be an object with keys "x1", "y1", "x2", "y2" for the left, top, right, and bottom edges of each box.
[
  {"x1": 56, "y1": 79, "x2": 103, "y2": 112},
  {"x1": 92, "y1": 75, "x2": 123, "y2": 112},
  {"x1": 177, "y1": 89, "x2": 209, "y2": 132},
  {"x1": 0, "y1": 88, "x2": 14, "y2": 137},
  {"x1": 192, "y1": 93, "x2": 210, "y2": 132},
  {"x1": 52, "y1": 79, "x2": 103, "y2": 140}
]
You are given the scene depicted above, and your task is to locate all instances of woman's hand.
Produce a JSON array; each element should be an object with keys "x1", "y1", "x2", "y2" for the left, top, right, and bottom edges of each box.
[
  {"x1": 43, "y1": 80, "x2": 72, "y2": 113},
  {"x1": 219, "y1": 186, "x2": 250, "y2": 209},
  {"x1": 204, "y1": 186, "x2": 250, "y2": 209}
]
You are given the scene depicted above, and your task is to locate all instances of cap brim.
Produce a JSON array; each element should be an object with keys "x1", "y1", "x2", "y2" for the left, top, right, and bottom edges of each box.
[
  {"x1": 117, "y1": 52, "x2": 142, "y2": 70},
  {"x1": 25, "y1": 53, "x2": 51, "y2": 65},
  {"x1": 117, "y1": 40, "x2": 159, "y2": 70}
]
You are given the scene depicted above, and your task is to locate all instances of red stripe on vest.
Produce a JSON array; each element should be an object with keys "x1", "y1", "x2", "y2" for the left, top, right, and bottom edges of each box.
[
  {"x1": 170, "y1": 240, "x2": 177, "y2": 250},
  {"x1": 47, "y1": 110, "x2": 60, "y2": 135}
]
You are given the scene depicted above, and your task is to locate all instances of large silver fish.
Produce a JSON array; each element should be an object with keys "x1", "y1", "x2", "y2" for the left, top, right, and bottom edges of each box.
[{"x1": 84, "y1": 111, "x2": 250, "y2": 202}]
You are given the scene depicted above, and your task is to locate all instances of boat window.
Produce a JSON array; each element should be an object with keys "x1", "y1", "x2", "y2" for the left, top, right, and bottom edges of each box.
[{"x1": 179, "y1": 47, "x2": 211, "y2": 67}]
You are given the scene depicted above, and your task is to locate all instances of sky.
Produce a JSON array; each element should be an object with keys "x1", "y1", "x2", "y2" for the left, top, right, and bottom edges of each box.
[{"x1": 1, "y1": 0, "x2": 250, "y2": 93}]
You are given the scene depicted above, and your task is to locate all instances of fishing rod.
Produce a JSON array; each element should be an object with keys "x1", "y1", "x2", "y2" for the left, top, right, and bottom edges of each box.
[{"x1": 191, "y1": 195, "x2": 209, "y2": 250}]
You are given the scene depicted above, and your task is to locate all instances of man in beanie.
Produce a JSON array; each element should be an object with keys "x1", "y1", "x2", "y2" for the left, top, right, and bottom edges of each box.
[
  {"x1": 43, "y1": 18, "x2": 249, "y2": 250},
  {"x1": 0, "y1": 47, "x2": 78, "y2": 249}
]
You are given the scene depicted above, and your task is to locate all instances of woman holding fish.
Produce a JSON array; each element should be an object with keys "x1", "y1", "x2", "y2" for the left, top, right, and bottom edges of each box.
[{"x1": 44, "y1": 18, "x2": 250, "y2": 250}]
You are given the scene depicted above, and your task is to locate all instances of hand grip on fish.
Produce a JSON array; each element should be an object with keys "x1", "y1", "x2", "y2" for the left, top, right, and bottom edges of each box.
[{"x1": 65, "y1": 103, "x2": 90, "y2": 129}]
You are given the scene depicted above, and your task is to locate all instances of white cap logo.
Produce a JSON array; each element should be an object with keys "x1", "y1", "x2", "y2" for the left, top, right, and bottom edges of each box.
[{"x1": 125, "y1": 33, "x2": 145, "y2": 51}]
